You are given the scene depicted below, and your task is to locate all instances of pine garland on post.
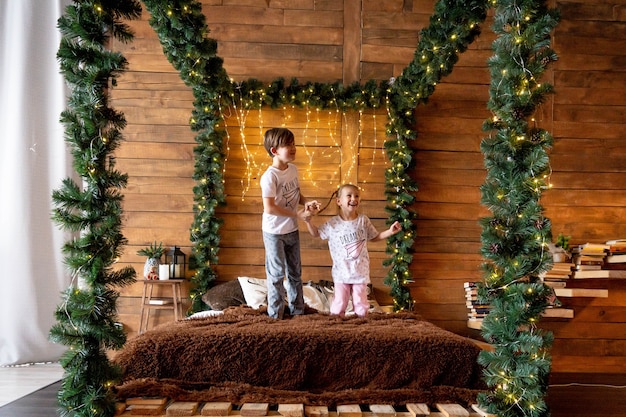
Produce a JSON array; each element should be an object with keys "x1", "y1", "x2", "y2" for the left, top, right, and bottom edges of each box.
[
  {"x1": 385, "y1": 0, "x2": 490, "y2": 310},
  {"x1": 141, "y1": 0, "x2": 231, "y2": 313},
  {"x1": 477, "y1": 1, "x2": 560, "y2": 416},
  {"x1": 49, "y1": 1, "x2": 141, "y2": 416}
]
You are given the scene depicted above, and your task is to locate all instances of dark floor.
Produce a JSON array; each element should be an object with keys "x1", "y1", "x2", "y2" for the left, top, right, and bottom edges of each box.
[
  {"x1": 1, "y1": 375, "x2": 625, "y2": 417},
  {"x1": 546, "y1": 373, "x2": 626, "y2": 417},
  {"x1": 0, "y1": 381, "x2": 60, "y2": 417}
]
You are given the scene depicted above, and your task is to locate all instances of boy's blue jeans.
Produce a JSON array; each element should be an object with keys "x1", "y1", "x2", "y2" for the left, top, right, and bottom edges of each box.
[{"x1": 262, "y1": 230, "x2": 304, "y2": 319}]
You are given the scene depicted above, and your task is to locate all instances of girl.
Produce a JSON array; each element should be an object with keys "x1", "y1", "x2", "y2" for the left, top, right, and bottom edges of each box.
[{"x1": 305, "y1": 184, "x2": 401, "y2": 317}]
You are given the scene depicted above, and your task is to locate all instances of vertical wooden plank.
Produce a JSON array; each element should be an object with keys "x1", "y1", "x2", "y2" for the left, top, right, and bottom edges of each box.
[
  {"x1": 341, "y1": 111, "x2": 360, "y2": 185},
  {"x1": 343, "y1": 0, "x2": 362, "y2": 84}
]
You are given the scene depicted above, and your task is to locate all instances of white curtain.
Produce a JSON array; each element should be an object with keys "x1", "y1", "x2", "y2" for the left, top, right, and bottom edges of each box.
[{"x1": 0, "y1": 0, "x2": 74, "y2": 365}]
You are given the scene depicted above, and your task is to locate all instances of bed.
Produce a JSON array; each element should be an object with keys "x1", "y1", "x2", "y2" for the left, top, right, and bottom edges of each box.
[{"x1": 113, "y1": 282, "x2": 487, "y2": 408}]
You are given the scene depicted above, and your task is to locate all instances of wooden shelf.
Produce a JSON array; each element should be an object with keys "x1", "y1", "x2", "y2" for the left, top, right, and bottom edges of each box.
[
  {"x1": 543, "y1": 308, "x2": 574, "y2": 318},
  {"x1": 467, "y1": 319, "x2": 482, "y2": 330},
  {"x1": 554, "y1": 288, "x2": 608, "y2": 298},
  {"x1": 467, "y1": 308, "x2": 574, "y2": 330},
  {"x1": 466, "y1": 285, "x2": 609, "y2": 330}
]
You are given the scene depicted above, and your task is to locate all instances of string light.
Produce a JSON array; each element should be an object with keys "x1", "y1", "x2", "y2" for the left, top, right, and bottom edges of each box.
[{"x1": 215, "y1": 91, "x2": 390, "y2": 199}]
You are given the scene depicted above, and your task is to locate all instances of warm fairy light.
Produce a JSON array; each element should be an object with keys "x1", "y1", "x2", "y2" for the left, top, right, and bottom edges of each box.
[{"x1": 215, "y1": 93, "x2": 390, "y2": 198}]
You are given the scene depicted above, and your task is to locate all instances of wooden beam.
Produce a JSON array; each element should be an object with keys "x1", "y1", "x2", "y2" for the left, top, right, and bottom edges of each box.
[
  {"x1": 343, "y1": 0, "x2": 362, "y2": 84},
  {"x1": 341, "y1": 111, "x2": 360, "y2": 185}
]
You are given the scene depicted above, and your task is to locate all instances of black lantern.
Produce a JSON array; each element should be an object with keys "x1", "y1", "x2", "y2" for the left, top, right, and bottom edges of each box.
[{"x1": 165, "y1": 246, "x2": 186, "y2": 279}]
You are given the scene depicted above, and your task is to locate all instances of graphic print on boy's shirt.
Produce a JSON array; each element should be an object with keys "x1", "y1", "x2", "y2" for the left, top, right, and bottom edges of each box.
[{"x1": 281, "y1": 179, "x2": 300, "y2": 209}]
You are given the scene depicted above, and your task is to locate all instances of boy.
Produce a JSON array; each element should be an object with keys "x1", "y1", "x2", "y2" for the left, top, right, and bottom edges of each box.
[{"x1": 260, "y1": 128, "x2": 317, "y2": 319}]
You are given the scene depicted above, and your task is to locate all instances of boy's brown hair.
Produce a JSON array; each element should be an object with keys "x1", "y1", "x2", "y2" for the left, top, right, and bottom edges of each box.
[{"x1": 263, "y1": 128, "x2": 295, "y2": 156}]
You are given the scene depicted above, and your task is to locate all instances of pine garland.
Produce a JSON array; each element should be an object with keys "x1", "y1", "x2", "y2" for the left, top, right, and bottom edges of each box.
[
  {"x1": 477, "y1": 1, "x2": 560, "y2": 416},
  {"x1": 50, "y1": 1, "x2": 142, "y2": 416},
  {"x1": 385, "y1": 0, "x2": 489, "y2": 309},
  {"x1": 140, "y1": 0, "x2": 231, "y2": 313}
]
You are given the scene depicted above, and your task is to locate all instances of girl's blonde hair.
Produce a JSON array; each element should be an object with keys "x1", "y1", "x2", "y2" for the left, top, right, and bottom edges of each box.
[
  {"x1": 337, "y1": 183, "x2": 359, "y2": 197},
  {"x1": 318, "y1": 184, "x2": 360, "y2": 214}
]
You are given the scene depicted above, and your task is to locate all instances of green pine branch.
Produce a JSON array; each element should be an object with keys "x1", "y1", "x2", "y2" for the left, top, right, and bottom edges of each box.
[
  {"x1": 50, "y1": 1, "x2": 141, "y2": 416},
  {"x1": 477, "y1": 1, "x2": 560, "y2": 416},
  {"x1": 141, "y1": 0, "x2": 230, "y2": 313}
]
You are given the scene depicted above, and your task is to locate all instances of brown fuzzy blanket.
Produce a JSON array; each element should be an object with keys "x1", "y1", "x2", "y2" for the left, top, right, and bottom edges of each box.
[{"x1": 114, "y1": 307, "x2": 486, "y2": 407}]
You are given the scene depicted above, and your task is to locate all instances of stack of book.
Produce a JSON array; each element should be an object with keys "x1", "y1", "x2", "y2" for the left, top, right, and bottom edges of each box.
[
  {"x1": 605, "y1": 239, "x2": 626, "y2": 266},
  {"x1": 542, "y1": 261, "x2": 574, "y2": 288},
  {"x1": 464, "y1": 281, "x2": 490, "y2": 323},
  {"x1": 571, "y1": 241, "x2": 626, "y2": 279}
]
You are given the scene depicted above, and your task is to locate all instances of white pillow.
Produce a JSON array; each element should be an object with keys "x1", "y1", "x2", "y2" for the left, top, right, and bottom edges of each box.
[
  {"x1": 237, "y1": 277, "x2": 333, "y2": 312},
  {"x1": 237, "y1": 276, "x2": 268, "y2": 309},
  {"x1": 303, "y1": 284, "x2": 330, "y2": 312},
  {"x1": 187, "y1": 310, "x2": 224, "y2": 319},
  {"x1": 236, "y1": 277, "x2": 378, "y2": 314}
]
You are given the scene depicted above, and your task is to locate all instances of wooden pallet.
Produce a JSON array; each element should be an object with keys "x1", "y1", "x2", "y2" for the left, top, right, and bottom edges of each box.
[{"x1": 116, "y1": 400, "x2": 497, "y2": 417}]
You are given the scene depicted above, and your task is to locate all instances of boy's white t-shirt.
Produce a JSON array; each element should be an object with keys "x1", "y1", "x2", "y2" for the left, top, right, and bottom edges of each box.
[
  {"x1": 317, "y1": 214, "x2": 379, "y2": 284},
  {"x1": 260, "y1": 164, "x2": 301, "y2": 235}
]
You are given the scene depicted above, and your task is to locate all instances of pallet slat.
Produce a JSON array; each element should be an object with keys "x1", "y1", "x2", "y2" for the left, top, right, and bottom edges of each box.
[
  {"x1": 470, "y1": 404, "x2": 496, "y2": 417},
  {"x1": 404, "y1": 404, "x2": 429, "y2": 417},
  {"x1": 201, "y1": 402, "x2": 233, "y2": 416},
  {"x1": 337, "y1": 405, "x2": 362, "y2": 417},
  {"x1": 241, "y1": 403, "x2": 270, "y2": 416},
  {"x1": 305, "y1": 405, "x2": 329, "y2": 417},
  {"x1": 369, "y1": 405, "x2": 396, "y2": 417},
  {"x1": 436, "y1": 403, "x2": 469, "y2": 417},
  {"x1": 167, "y1": 402, "x2": 200, "y2": 416},
  {"x1": 279, "y1": 404, "x2": 304, "y2": 417}
]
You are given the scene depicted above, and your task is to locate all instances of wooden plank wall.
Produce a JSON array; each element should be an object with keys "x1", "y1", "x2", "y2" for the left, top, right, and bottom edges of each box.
[{"x1": 109, "y1": 0, "x2": 626, "y2": 375}]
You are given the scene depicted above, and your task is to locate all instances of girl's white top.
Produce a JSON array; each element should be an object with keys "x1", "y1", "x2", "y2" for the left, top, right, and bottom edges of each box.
[{"x1": 318, "y1": 214, "x2": 379, "y2": 284}]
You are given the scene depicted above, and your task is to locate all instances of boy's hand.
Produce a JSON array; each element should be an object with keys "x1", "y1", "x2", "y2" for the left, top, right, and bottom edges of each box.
[{"x1": 298, "y1": 208, "x2": 312, "y2": 222}]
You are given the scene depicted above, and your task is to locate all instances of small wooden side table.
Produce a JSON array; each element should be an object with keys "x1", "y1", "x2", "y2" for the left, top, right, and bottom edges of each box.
[{"x1": 138, "y1": 279, "x2": 184, "y2": 334}]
